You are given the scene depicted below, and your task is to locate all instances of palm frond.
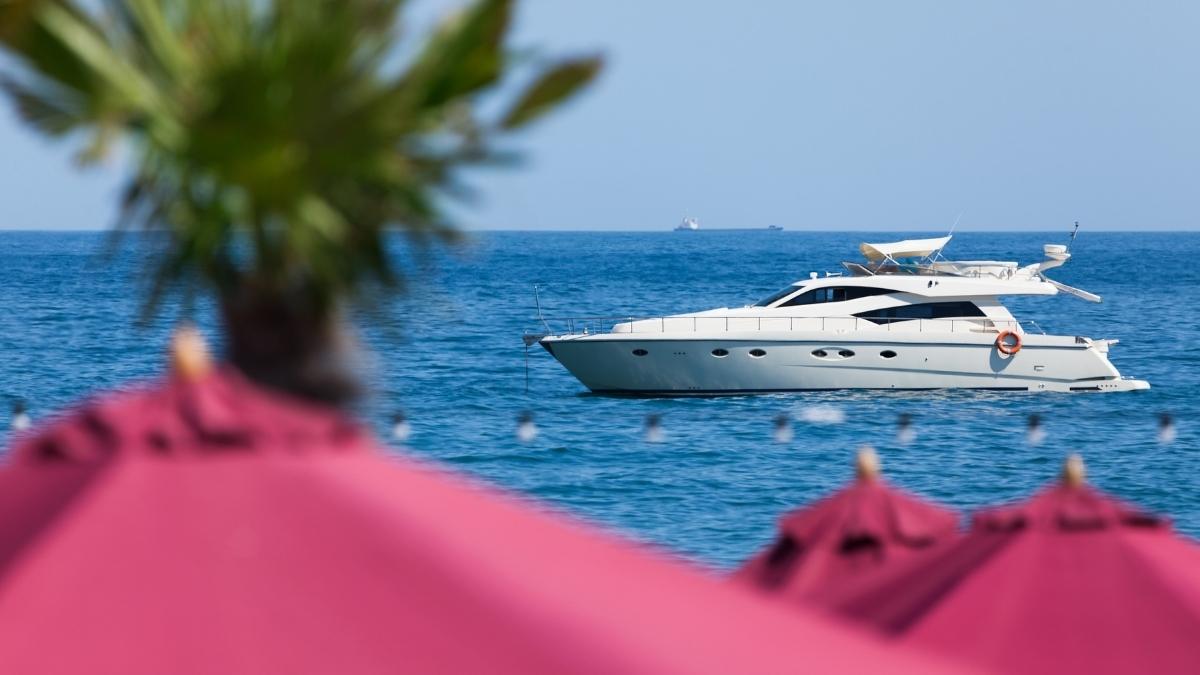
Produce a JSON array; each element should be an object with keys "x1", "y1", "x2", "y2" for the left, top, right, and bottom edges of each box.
[
  {"x1": 0, "y1": 75, "x2": 78, "y2": 134},
  {"x1": 0, "y1": 0, "x2": 601, "y2": 321},
  {"x1": 501, "y1": 56, "x2": 603, "y2": 130}
]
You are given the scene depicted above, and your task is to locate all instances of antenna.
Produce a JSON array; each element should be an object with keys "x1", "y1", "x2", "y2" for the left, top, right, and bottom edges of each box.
[
  {"x1": 926, "y1": 212, "x2": 963, "y2": 265},
  {"x1": 1068, "y1": 221, "x2": 1080, "y2": 251},
  {"x1": 948, "y1": 211, "x2": 964, "y2": 235},
  {"x1": 534, "y1": 285, "x2": 550, "y2": 334}
]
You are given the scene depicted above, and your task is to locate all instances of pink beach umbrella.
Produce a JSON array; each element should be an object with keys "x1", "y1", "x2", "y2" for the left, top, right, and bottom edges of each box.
[
  {"x1": 0, "y1": 352, "x2": 961, "y2": 674},
  {"x1": 734, "y1": 448, "x2": 960, "y2": 601},
  {"x1": 820, "y1": 455, "x2": 1200, "y2": 675}
]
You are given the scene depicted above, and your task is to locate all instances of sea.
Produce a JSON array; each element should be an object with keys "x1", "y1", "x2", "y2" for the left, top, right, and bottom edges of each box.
[{"x1": 1, "y1": 230, "x2": 1196, "y2": 569}]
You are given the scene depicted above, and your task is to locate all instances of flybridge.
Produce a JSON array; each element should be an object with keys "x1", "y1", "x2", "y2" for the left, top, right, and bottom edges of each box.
[
  {"x1": 844, "y1": 234, "x2": 970, "y2": 277},
  {"x1": 859, "y1": 235, "x2": 954, "y2": 262},
  {"x1": 841, "y1": 233, "x2": 1101, "y2": 302}
]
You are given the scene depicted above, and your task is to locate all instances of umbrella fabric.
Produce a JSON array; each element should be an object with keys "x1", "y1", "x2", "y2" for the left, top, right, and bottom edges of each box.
[
  {"x1": 822, "y1": 482, "x2": 1200, "y2": 675},
  {"x1": 734, "y1": 476, "x2": 959, "y2": 601},
  {"x1": 0, "y1": 369, "x2": 960, "y2": 675}
]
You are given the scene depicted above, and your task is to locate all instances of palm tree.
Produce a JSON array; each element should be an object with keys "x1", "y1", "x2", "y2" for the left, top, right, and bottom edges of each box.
[{"x1": 0, "y1": 0, "x2": 601, "y2": 403}]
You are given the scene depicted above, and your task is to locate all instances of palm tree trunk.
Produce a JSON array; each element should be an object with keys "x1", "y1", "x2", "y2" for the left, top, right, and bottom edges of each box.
[{"x1": 220, "y1": 286, "x2": 362, "y2": 406}]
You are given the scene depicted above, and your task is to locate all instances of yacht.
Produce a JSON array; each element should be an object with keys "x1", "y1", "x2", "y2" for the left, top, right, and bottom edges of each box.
[{"x1": 533, "y1": 235, "x2": 1149, "y2": 394}]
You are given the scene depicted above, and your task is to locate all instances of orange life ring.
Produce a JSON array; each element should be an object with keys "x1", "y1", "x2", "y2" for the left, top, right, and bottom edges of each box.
[{"x1": 995, "y1": 330, "x2": 1022, "y2": 355}]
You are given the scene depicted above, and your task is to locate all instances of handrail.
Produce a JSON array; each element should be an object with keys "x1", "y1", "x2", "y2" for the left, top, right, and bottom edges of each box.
[
  {"x1": 531, "y1": 314, "x2": 1036, "y2": 337},
  {"x1": 839, "y1": 259, "x2": 1026, "y2": 280},
  {"x1": 536, "y1": 314, "x2": 999, "y2": 321},
  {"x1": 536, "y1": 314, "x2": 1024, "y2": 324}
]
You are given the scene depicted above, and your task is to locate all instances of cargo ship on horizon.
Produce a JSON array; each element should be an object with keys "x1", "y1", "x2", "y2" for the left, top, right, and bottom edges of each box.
[{"x1": 674, "y1": 217, "x2": 782, "y2": 232}]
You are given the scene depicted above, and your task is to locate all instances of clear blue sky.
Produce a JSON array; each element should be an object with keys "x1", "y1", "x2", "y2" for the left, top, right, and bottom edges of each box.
[{"x1": 1, "y1": 0, "x2": 1197, "y2": 231}]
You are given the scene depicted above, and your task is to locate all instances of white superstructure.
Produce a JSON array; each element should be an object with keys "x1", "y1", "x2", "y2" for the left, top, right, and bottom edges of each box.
[{"x1": 535, "y1": 235, "x2": 1149, "y2": 394}]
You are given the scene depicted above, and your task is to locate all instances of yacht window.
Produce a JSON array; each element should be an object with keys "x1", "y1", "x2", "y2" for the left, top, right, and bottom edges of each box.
[
  {"x1": 753, "y1": 285, "x2": 803, "y2": 307},
  {"x1": 749, "y1": 349, "x2": 767, "y2": 358},
  {"x1": 880, "y1": 350, "x2": 898, "y2": 359},
  {"x1": 711, "y1": 348, "x2": 729, "y2": 357},
  {"x1": 854, "y1": 302, "x2": 986, "y2": 324},
  {"x1": 812, "y1": 349, "x2": 828, "y2": 357},
  {"x1": 836, "y1": 287, "x2": 893, "y2": 302},
  {"x1": 779, "y1": 289, "x2": 820, "y2": 306},
  {"x1": 779, "y1": 286, "x2": 892, "y2": 307},
  {"x1": 632, "y1": 348, "x2": 648, "y2": 356},
  {"x1": 838, "y1": 349, "x2": 855, "y2": 358}
]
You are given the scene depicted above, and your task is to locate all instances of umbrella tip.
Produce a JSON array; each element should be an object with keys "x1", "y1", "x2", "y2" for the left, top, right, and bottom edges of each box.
[
  {"x1": 1061, "y1": 453, "x2": 1087, "y2": 487},
  {"x1": 855, "y1": 445, "x2": 881, "y2": 481},
  {"x1": 170, "y1": 323, "x2": 213, "y2": 381}
]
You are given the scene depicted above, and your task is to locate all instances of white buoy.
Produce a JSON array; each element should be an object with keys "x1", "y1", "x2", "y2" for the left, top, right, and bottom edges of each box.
[
  {"x1": 1026, "y1": 414, "x2": 1046, "y2": 446},
  {"x1": 10, "y1": 402, "x2": 31, "y2": 433},
  {"x1": 895, "y1": 412, "x2": 916, "y2": 445},
  {"x1": 644, "y1": 414, "x2": 665, "y2": 443},
  {"x1": 391, "y1": 411, "x2": 412, "y2": 443},
  {"x1": 1158, "y1": 413, "x2": 1177, "y2": 445},
  {"x1": 773, "y1": 413, "x2": 793, "y2": 444},
  {"x1": 516, "y1": 411, "x2": 539, "y2": 443}
]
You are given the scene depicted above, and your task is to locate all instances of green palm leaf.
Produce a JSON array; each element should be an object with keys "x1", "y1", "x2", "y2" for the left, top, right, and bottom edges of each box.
[
  {"x1": 1, "y1": 0, "x2": 601, "y2": 400},
  {"x1": 501, "y1": 57, "x2": 603, "y2": 130},
  {"x1": 1, "y1": 0, "x2": 599, "y2": 309}
]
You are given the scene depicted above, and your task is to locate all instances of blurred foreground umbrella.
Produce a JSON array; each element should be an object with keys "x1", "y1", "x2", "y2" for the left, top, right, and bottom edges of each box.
[
  {"x1": 734, "y1": 448, "x2": 959, "y2": 600},
  {"x1": 0, "y1": 369, "x2": 959, "y2": 674},
  {"x1": 821, "y1": 455, "x2": 1200, "y2": 675}
]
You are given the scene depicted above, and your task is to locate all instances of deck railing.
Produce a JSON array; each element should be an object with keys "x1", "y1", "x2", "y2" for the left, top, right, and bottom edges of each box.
[{"x1": 530, "y1": 315, "x2": 1037, "y2": 338}]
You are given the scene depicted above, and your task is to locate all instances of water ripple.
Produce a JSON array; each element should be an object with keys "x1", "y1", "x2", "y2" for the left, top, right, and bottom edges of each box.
[{"x1": 0, "y1": 231, "x2": 1196, "y2": 570}]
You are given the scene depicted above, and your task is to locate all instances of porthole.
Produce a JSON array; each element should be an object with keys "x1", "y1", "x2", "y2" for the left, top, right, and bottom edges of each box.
[
  {"x1": 880, "y1": 350, "x2": 897, "y2": 359},
  {"x1": 749, "y1": 349, "x2": 767, "y2": 358},
  {"x1": 811, "y1": 349, "x2": 827, "y2": 358},
  {"x1": 632, "y1": 349, "x2": 648, "y2": 356},
  {"x1": 711, "y1": 348, "x2": 729, "y2": 357},
  {"x1": 838, "y1": 349, "x2": 855, "y2": 358}
]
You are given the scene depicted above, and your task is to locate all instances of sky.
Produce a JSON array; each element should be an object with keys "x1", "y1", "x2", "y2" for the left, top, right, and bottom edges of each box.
[{"x1": 1, "y1": 0, "x2": 1198, "y2": 231}]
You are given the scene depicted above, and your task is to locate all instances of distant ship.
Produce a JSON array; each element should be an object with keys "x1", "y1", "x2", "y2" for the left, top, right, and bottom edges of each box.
[{"x1": 674, "y1": 217, "x2": 782, "y2": 232}]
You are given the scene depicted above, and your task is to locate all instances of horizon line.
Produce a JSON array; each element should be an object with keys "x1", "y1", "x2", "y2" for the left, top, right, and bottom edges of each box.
[{"x1": 1, "y1": 227, "x2": 1197, "y2": 234}]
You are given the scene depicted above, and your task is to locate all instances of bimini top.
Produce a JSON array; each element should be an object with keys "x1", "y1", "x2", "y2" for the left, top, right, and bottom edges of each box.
[{"x1": 859, "y1": 235, "x2": 952, "y2": 262}]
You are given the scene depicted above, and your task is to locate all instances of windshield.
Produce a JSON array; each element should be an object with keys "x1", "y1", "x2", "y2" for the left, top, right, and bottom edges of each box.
[{"x1": 753, "y1": 284, "x2": 802, "y2": 307}]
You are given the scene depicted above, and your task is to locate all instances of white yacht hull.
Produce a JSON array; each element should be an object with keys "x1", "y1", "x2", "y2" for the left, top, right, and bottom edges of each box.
[{"x1": 540, "y1": 332, "x2": 1149, "y2": 394}]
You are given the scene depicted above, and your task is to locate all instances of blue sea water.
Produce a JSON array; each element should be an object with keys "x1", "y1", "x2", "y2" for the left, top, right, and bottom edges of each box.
[{"x1": 1, "y1": 231, "x2": 1197, "y2": 569}]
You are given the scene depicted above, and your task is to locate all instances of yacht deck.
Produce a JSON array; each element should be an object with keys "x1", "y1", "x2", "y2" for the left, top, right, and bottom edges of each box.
[{"x1": 537, "y1": 315, "x2": 1042, "y2": 337}]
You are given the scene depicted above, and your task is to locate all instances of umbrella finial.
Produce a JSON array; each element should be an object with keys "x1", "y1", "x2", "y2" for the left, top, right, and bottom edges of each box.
[
  {"x1": 1061, "y1": 453, "x2": 1087, "y2": 487},
  {"x1": 856, "y1": 445, "x2": 881, "y2": 481},
  {"x1": 170, "y1": 324, "x2": 213, "y2": 381}
]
